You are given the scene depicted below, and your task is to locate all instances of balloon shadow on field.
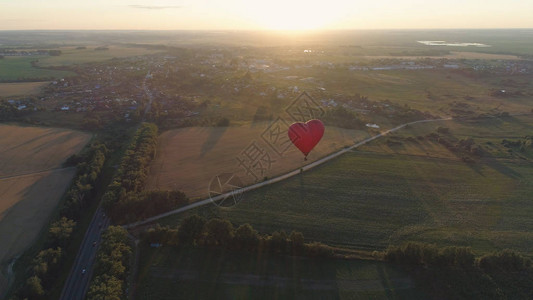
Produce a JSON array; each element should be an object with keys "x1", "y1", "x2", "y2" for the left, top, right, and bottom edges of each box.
[
  {"x1": 298, "y1": 171, "x2": 307, "y2": 203},
  {"x1": 200, "y1": 126, "x2": 228, "y2": 157}
]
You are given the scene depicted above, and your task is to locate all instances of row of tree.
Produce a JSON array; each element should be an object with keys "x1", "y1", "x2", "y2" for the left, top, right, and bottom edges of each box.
[
  {"x1": 385, "y1": 242, "x2": 533, "y2": 299},
  {"x1": 141, "y1": 215, "x2": 334, "y2": 258},
  {"x1": 61, "y1": 143, "x2": 108, "y2": 220},
  {"x1": 10, "y1": 144, "x2": 108, "y2": 300},
  {"x1": 87, "y1": 226, "x2": 132, "y2": 300},
  {"x1": 102, "y1": 123, "x2": 186, "y2": 224}
]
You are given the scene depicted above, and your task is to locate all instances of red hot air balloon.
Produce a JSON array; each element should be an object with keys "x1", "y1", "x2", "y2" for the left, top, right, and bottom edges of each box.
[{"x1": 288, "y1": 119, "x2": 325, "y2": 159}]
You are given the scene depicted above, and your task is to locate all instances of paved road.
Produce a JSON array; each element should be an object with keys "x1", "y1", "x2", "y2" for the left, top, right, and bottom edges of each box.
[
  {"x1": 142, "y1": 71, "x2": 153, "y2": 120},
  {"x1": 59, "y1": 207, "x2": 110, "y2": 300},
  {"x1": 124, "y1": 117, "x2": 452, "y2": 229}
]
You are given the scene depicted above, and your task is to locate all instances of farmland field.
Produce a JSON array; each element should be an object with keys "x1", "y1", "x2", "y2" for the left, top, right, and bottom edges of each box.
[
  {"x1": 0, "y1": 169, "x2": 76, "y2": 265},
  {"x1": 0, "y1": 45, "x2": 161, "y2": 81},
  {"x1": 157, "y1": 115, "x2": 533, "y2": 255},
  {"x1": 0, "y1": 57, "x2": 74, "y2": 81},
  {"x1": 266, "y1": 68, "x2": 533, "y2": 116},
  {"x1": 36, "y1": 45, "x2": 163, "y2": 67},
  {"x1": 0, "y1": 125, "x2": 91, "y2": 293},
  {"x1": 146, "y1": 123, "x2": 371, "y2": 199},
  {"x1": 0, "y1": 125, "x2": 92, "y2": 176},
  {"x1": 135, "y1": 246, "x2": 424, "y2": 300},
  {"x1": 0, "y1": 82, "x2": 49, "y2": 97}
]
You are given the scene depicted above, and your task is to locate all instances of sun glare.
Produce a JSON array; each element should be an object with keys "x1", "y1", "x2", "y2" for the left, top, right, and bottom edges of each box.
[{"x1": 242, "y1": 1, "x2": 344, "y2": 30}]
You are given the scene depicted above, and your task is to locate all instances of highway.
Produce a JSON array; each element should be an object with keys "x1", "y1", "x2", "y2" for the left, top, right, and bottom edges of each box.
[
  {"x1": 59, "y1": 207, "x2": 110, "y2": 300},
  {"x1": 124, "y1": 117, "x2": 452, "y2": 229}
]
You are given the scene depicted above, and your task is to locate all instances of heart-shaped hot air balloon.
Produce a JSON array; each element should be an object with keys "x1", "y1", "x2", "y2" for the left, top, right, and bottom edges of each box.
[{"x1": 288, "y1": 119, "x2": 325, "y2": 159}]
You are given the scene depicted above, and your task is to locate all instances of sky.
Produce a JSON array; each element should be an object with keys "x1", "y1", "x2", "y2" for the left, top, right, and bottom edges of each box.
[{"x1": 1, "y1": 0, "x2": 532, "y2": 30}]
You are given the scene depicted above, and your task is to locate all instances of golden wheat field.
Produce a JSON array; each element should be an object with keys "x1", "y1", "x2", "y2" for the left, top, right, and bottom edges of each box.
[
  {"x1": 0, "y1": 125, "x2": 91, "y2": 267},
  {"x1": 146, "y1": 123, "x2": 371, "y2": 199}
]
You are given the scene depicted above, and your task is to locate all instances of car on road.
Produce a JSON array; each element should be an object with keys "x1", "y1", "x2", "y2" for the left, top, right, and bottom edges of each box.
[
  {"x1": 92, "y1": 241, "x2": 97, "y2": 247},
  {"x1": 82, "y1": 268, "x2": 87, "y2": 275}
]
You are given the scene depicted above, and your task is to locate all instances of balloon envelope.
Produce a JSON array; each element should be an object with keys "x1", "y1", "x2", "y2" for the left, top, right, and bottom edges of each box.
[{"x1": 288, "y1": 119, "x2": 325, "y2": 157}]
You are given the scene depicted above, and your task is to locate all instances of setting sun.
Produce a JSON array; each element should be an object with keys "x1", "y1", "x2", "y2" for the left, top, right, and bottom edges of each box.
[{"x1": 239, "y1": 0, "x2": 345, "y2": 30}]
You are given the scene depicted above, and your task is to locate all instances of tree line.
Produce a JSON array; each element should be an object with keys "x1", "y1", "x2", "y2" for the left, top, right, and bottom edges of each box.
[
  {"x1": 385, "y1": 242, "x2": 533, "y2": 299},
  {"x1": 141, "y1": 215, "x2": 334, "y2": 258},
  {"x1": 87, "y1": 226, "x2": 132, "y2": 300},
  {"x1": 9, "y1": 143, "x2": 108, "y2": 300},
  {"x1": 102, "y1": 123, "x2": 188, "y2": 224}
]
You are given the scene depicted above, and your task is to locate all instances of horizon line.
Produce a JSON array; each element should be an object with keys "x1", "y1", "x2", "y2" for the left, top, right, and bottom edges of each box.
[{"x1": 1, "y1": 28, "x2": 532, "y2": 32}]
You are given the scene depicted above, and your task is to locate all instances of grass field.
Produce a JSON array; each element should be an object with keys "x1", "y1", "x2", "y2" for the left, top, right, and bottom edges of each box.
[
  {"x1": 0, "y1": 57, "x2": 74, "y2": 81},
  {"x1": 146, "y1": 123, "x2": 371, "y2": 199},
  {"x1": 0, "y1": 82, "x2": 49, "y2": 97},
  {"x1": 36, "y1": 46, "x2": 163, "y2": 67},
  {"x1": 0, "y1": 46, "x2": 160, "y2": 81},
  {"x1": 267, "y1": 68, "x2": 533, "y2": 116},
  {"x1": 156, "y1": 115, "x2": 533, "y2": 255},
  {"x1": 0, "y1": 124, "x2": 91, "y2": 294},
  {"x1": 135, "y1": 246, "x2": 425, "y2": 300}
]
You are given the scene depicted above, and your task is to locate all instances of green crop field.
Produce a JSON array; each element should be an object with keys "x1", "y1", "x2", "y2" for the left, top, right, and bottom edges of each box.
[
  {"x1": 0, "y1": 46, "x2": 160, "y2": 81},
  {"x1": 263, "y1": 68, "x2": 533, "y2": 117},
  {"x1": 0, "y1": 57, "x2": 74, "y2": 81},
  {"x1": 158, "y1": 115, "x2": 533, "y2": 255},
  {"x1": 36, "y1": 46, "x2": 162, "y2": 67},
  {"x1": 135, "y1": 246, "x2": 425, "y2": 300}
]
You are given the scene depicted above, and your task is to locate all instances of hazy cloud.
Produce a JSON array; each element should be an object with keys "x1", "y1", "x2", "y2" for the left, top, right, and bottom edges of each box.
[
  {"x1": 129, "y1": 5, "x2": 183, "y2": 10},
  {"x1": 4, "y1": 19, "x2": 44, "y2": 22}
]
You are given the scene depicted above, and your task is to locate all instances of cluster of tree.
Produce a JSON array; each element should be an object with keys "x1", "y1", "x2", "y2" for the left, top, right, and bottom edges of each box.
[
  {"x1": 87, "y1": 226, "x2": 132, "y2": 300},
  {"x1": 449, "y1": 101, "x2": 476, "y2": 118},
  {"x1": 102, "y1": 123, "x2": 179, "y2": 224},
  {"x1": 9, "y1": 144, "x2": 108, "y2": 299},
  {"x1": 216, "y1": 117, "x2": 230, "y2": 127},
  {"x1": 141, "y1": 215, "x2": 334, "y2": 258},
  {"x1": 340, "y1": 95, "x2": 434, "y2": 125},
  {"x1": 110, "y1": 190, "x2": 188, "y2": 225},
  {"x1": 502, "y1": 136, "x2": 532, "y2": 152},
  {"x1": 0, "y1": 101, "x2": 19, "y2": 120},
  {"x1": 82, "y1": 115, "x2": 104, "y2": 130},
  {"x1": 390, "y1": 104, "x2": 434, "y2": 123},
  {"x1": 385, "y1": 242, "x2": 533, "y2": 299},
  {"x1": 425, "y1": 130, "x2": 483, "y2": 161},
  {"x1": 323, "y1": 106, "x2": 366, "y2": 129},
  {"x1": 48, "y1": 50, "x2": 61, "y2": 56},
  {"x1": 14, "y1": 217, "x2": 76, "y2": 300},
  {"x1": 385, "y1": 242, "x2": 476, "y2": 268}
]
